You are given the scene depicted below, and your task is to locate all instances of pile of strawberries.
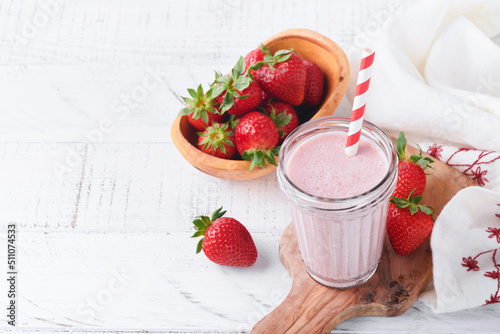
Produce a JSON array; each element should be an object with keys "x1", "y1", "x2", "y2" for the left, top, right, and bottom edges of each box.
[
  {"x1": 386, "y1": 132, "x2": 435, "y2": 255},
  {"x1": 179, "y1": 45, "x2": 325, "y2": 170}
]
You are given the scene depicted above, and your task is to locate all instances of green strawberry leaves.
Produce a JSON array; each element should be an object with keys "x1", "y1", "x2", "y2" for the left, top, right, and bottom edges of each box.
[
  {"x1": 259, "y1": 44, "x2": 272, "y2": 56},
  {"x1": 409, "y1": 146, "x2": 434, "y2": 170},
  {"x1": 272, "y1": 49, "x2": 293, "y2": 63},
  {"x1": 396, "y1": 132, "x2": 408, "y2": 161},
  {"x1": 396, "y1": 132, "x2": 434, "y2": 170},
  {"x1": 197, "y1": 122, "x2": 235, "y2": 154},
  {"x1": 178, "y1": 84, "x2": 220, "y2": 124},
  {"x1": 210, "y1": 206, "x2": 227, "y2": 221},
  {"x1": 390, "y1": 189, "x2": 434, "y2": 216},
  {"x1": 261, "y1": 105, "x2": 292, "y2": 138},
  {"x1": 233, "y1": 77, "x2": 251, "y2": 92},
  {"x1": 211, "y1": 57, "x2": 252, "y2": 114},
  {"x1": 195, "y1": 239, "x2": 203, "y2": 254},
  {"x1": 232, "y1": 56, "x2": 246, "y2": 77},
  {"x1": 178, "y1": 106, "x2": 195, "y2": 116},
  {"x1": 242, "y1": 147, "x2": 280, "y2": 171},
  {"x1": 219, "y1": 92, "x2": 235, "y2": 114},
  {"x1": 228, "y1": 114, "x2": 240, "y2": 130},
  {"x1": 191, "y1": 206, "x2": 227, "y2": 254},
  {"x1": 249, "y1": 45, "x2": 295, "y2": 73}
]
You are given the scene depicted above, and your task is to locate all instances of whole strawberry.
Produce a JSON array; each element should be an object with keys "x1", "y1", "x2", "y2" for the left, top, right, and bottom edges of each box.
[
  {"x1": 235, "y1": 111, "x2": 279, "y2": 170},
  {"x1": 191, "y1": 207, "x2": 257, "y2": 267},
  {"x1": 212, "y1": 57, "x2": 262, "y2": 116},
  {"x1": 302, "y1": 59, "x2": 324, "y2": 107},
  {"x1": 179, "y1": 85, "x2": 225, "y2": 131},
  {"x1": 392, "y1": 132, "x2": 434, "y2": 199},
  {"x1": 262, "y1": 102, "x2": 299, "y2": 144},
  {"x1": 250, "y1": 45, "x2": 306, "y2": 106},
  {"x1": 387, "y1": 191, "x2": 434, "y2": 255},
  {"x1": 197, "y1": 122, "x2": 236, "y2": 160}
]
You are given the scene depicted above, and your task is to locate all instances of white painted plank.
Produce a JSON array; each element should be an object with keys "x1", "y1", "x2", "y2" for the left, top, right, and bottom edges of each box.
[
  {"x1": 0, "y1": 230, "x2": 499, "y2": 332},
  {"x1": 1, "y1": 0, "x2": 410, "y2": 65},
  {"x1": 0, "y1": 142, "x2": 292, "y2": 232},
  {"x1": 0, "y1": 64, "x2": 190, "y2": 143},
  {"x1": 0, "y1": 231, "x2": 290, "y2": 331},
  {"x1": 0, "y1": 143, "x2": 85, "y2": 229}
]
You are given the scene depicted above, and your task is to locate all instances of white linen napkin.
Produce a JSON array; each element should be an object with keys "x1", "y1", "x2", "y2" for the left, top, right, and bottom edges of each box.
[
  {"x1": 346, "y1": 0, "x2": 500, "y2": 312},
  {"x1": 348, "y1": 0, "x2": 500, "y2": 152},
  {"x1": 419, "y1": 187, "x2": 500, "y2": 313}
]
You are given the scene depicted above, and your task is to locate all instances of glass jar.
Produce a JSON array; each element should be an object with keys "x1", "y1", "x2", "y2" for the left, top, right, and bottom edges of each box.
[{"x1": 277, "y1": 117, "x2": 397, "y2": 288}]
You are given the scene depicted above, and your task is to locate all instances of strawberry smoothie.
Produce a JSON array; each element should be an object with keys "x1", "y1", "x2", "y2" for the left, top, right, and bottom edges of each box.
[
  {"x1": 277, "y1": 117, "x2": 397, "y2": 288},
  {"x1": 287, "y1": 132, "x2": 388, "y2": 198}
]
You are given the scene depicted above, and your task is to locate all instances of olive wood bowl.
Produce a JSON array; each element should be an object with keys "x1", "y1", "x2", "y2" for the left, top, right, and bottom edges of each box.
[{"x1": 171, "y1": 28, "x2": 350, "y2": 180}]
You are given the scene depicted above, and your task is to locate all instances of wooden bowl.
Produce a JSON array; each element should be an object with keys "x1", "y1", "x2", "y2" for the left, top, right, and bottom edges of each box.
[{"x1": 171, "y1": 28, "x2": 350, "y2": 180}]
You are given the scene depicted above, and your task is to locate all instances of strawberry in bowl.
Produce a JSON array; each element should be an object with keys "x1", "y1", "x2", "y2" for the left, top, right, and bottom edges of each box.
[{"x1": 171, "y1": 29, "x2": 350, "y2": 180}]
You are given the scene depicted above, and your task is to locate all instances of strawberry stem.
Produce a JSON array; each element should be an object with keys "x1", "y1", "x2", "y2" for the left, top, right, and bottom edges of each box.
[
  {"x1": 191, "y1": 207, "x2": 227, "y2": 254},
  {"x1": 249, "y1": 47, "x2": 295, "y2": 74},
  {"x1": 396, "y1": 132, "x2": 407, "y2": 161},
  {"x1": 242, "y1": 147, "x2": 280, "y2": 171},
  {"x1": 396, "y1": 132, "x2": 434, "y2": 170},
  {"x1": 178, "y1": 84, "x2": 220, "y2": 123},
  {"x1": 390, "y1": 189, "x2": 434, "y2": 216},
  {"x1": 197, "y1": 122, "x2": 235, "y2": 154},
  {"x1": 211, "y1": 57, "x2": 252, "y2": 114},
  {"x1": 260, "y1": 105, "x2": 291, "y2": 138}
]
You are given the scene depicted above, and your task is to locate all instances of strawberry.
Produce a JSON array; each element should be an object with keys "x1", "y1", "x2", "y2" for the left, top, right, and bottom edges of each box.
[
  {"x1": 235, "y1": 111, "x2": 279, "y2": 170},
  {"x1": 178, "y1": 85, "x2": 225, "y2": 131},
  {"x1": 250, "y1": 45, "x2": 306, "y2": 106},
  {"x1": 262, "y1": 102, "x2": 299, "y2": 144},
  {"x1": 212, "y1": 57, "x2": 262, "y2": 116},
  {"x1": 392, "y1": 132, "x2": 434, "y2": 199},
  {"x1": 191, "y1": 207, "x2": 257, "y2": 267},
  {"x1": 197, "y1": 122, "x2": 236, "y2": 160},
  {"x1": 302, "y1": 60, "x2": 324, "y2": 107},
  {"x1": 387, "y1": 191, "x2": 434, "y2": 255}
]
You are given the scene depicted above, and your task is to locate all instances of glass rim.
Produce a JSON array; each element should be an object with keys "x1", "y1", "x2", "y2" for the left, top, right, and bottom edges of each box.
[{"x1": 277, "y1": 116, "x2": 397, "y2": 206}]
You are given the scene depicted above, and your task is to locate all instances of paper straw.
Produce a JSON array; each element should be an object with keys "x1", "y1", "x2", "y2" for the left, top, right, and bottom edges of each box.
[{"x1": 345, "y1": 49, "x2": 375, "y2": 157}]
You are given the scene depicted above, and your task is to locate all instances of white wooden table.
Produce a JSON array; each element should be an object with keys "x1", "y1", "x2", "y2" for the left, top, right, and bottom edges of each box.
[{"x1": 1, "y1": 0, "x2": 499, "y2": 332}]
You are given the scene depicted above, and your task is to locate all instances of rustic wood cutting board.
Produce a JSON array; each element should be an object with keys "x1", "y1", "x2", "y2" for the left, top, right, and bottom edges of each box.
[{"x1": 252, "y1": 145, "x2": 478, "y2": 333}]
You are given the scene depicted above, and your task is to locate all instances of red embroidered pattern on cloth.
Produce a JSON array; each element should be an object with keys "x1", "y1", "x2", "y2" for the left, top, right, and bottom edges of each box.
[
  {"x1": 446, "y1": 149, "x2": 500, "y2": 186},
  {"x1": 427, "y1": 144, "x2": 500, "y2": 187},
  {"x1": 461, "y1": 206, "x2": 500, "y2": 306},
  {"x1": 427, "y1": 144, "x2": 443, "y2": 160}
]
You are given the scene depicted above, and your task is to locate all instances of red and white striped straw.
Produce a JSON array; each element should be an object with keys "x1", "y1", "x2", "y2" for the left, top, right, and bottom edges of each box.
[{"x1": 345, "y1": 48, "x2": 375, "y2": 157}]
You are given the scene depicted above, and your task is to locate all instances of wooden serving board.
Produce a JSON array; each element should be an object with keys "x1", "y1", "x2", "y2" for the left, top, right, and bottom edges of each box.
[{"x1": 252, "y1": 145, "x2": 478, "y2": 333}]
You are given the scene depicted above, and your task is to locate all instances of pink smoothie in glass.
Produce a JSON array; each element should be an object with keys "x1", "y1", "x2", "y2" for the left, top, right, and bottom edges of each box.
[
  {"x1": 287, "y1": 132, "x2": 388, "y2": 198},
  {"x1": 286, "y1": 131, "x2": 390, "y2": 286}
]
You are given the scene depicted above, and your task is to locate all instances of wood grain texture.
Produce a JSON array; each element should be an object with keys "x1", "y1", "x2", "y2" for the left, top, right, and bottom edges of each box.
[
  {"x1": 170, "y1": 28, "x2": 350, "y2": 180},
  {"x1": 252, "y1": 144, "x2": 479, "y2": 333}
]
